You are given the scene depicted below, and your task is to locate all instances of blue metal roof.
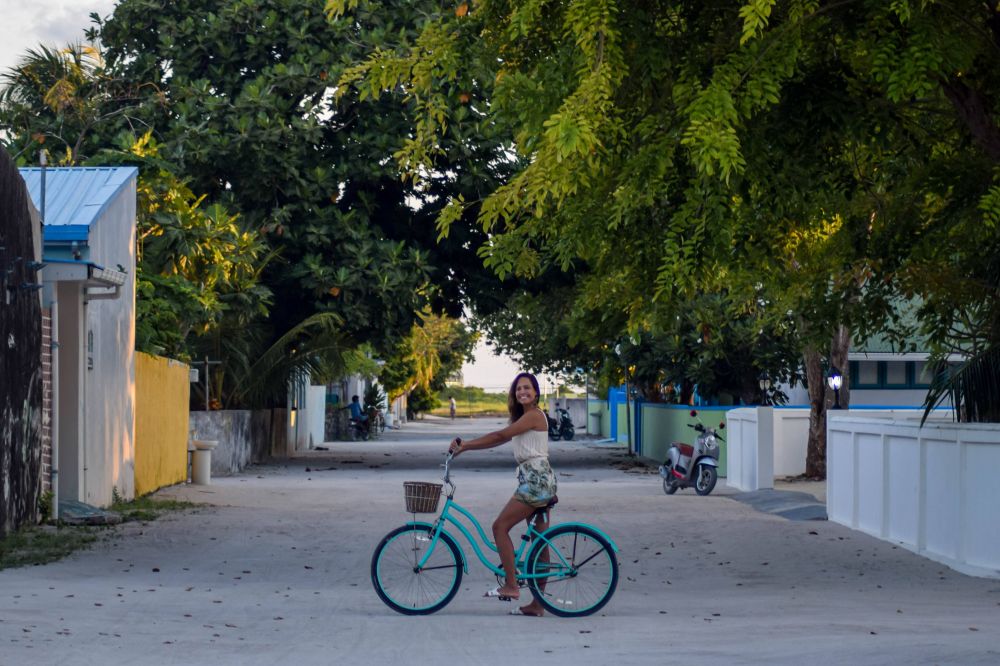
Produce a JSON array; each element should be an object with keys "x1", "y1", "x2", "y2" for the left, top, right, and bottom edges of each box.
[{"x1": 18, "y1": 166, "x2": 139, "y2": 243}]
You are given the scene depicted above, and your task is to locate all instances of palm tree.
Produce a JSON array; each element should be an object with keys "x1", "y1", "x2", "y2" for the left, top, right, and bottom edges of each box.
[{"x1": 0, "y1": 42, "x2": 145, "y2": 164}]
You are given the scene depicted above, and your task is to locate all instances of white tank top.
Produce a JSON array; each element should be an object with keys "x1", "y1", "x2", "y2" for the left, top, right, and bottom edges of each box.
[{"x1": 511, "y1": 408, "x2": 549, "y2": 464}]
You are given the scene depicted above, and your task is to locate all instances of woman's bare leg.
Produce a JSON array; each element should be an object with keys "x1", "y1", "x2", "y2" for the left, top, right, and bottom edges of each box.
[
  {"x1": 491, "y1": 498, "x2": 536, "y2": 598},
  {"x1": 519, "y1": 511, "x2": 548, "y2": 616}
]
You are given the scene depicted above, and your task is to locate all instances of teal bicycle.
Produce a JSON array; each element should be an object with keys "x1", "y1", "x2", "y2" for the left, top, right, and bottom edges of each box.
[{"x1": 371, "y1": 454, "x2": 619, "y2": 617}]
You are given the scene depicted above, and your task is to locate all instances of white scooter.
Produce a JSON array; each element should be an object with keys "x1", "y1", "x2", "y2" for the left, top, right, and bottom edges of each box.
[{"x1": 658, "y1": 411, "x2": 723, "y2": 496}]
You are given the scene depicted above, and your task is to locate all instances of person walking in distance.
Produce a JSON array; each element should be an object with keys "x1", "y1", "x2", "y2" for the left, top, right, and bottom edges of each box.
[
  {"x1": 449, "y1": 395, "x2": 457, "y2": 420},
  {"x1": 447, "y1": 372, "x2": 556, "y2": 617}
]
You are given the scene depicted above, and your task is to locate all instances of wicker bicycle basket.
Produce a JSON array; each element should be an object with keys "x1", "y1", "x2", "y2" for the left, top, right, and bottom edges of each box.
[{"x1": 403, "y1": 481, "x2": 443, "y2": 513}]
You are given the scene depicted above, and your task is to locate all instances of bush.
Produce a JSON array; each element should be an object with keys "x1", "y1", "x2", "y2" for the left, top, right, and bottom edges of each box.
[{"x1": 407, "y1": 385, "x2": 439, "y2": 417}]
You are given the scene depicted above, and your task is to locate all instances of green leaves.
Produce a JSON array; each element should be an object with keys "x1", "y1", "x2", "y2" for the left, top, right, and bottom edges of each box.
[{"x1": 739, "y1": 0, "x2": 776, "y2": 45}]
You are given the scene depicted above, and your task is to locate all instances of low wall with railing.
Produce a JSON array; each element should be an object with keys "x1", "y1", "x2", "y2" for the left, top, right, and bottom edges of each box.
[{"x1": 827, "y1": 415, "x2": 1000, "y2": 578}]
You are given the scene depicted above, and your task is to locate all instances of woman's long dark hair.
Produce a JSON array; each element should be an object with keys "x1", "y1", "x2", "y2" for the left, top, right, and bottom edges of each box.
[{"x1": 508, "y1": 372, "x2": 541, "y2": 422}]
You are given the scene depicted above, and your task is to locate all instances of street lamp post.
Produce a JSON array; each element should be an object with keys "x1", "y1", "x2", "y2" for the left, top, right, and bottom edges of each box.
[{"x1": 827, "y1": 366, "x2": 843, "y2": 409}]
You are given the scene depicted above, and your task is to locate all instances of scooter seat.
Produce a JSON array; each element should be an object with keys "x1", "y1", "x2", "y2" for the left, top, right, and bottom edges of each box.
[{"x1": 676, "y1": 443, "x2": 694, "y2": 457}]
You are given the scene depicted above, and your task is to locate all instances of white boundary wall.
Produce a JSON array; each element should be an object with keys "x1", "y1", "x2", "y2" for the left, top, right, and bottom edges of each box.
[
  {"x1": 827, "y1": 415, "x2": 1000, "y2": 579},
  {"x1": 727, "y1": 407, "x2": 813, "y2": 490},
  {"x1": 305, "y1": 385, "x2": 326, "y2": 448},
  {"x1": 726, "y1": 407, "x2": 774, "y2": 491},
  {"x1": 727, "y1": 407, "x2": 954, "y2": 492}
]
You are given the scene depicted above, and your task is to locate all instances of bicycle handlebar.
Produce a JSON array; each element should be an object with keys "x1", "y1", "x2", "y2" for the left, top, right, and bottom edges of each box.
[{"x1": 442, "y1": 452, "x2": 456, "y2": 494}]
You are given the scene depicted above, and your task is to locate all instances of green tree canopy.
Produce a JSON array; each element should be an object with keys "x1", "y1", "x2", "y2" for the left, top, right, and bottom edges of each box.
[
  {"x1": 331, "y1": 0, "x2": 1000, "y2": 474},
  {"x1": 91, "y1": 0, "x2": 522, "y2": 349}
]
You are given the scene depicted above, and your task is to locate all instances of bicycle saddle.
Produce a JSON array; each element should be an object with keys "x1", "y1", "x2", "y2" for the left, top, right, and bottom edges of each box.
[{"x1": 531, "y1": 495, "x2": 558, "y2": 522}]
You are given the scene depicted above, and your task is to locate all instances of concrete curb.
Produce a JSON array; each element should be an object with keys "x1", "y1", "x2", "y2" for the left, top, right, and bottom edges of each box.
[{"x1": 729, "y1": 488, "x2": 828, "y2": 521}]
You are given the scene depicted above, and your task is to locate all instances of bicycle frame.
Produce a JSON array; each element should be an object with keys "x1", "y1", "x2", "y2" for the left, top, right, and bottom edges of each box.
[
  {"x1": 411, "y1": 454, "x2": 619, "y2": 578},
  {"x1": 413, "y1": 496, "x2": 543, "y2": 578}
]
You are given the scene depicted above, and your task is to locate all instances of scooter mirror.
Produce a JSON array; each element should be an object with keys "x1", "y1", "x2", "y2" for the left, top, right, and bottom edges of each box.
[
  {"x1": 719, "y1": 422, "x2": 726, "y2": 429},
  {"x1": 690, "y1": 410, "x2": 698, "y2": 417}
]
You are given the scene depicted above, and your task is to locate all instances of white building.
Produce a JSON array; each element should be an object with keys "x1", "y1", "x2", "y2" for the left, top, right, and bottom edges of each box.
[{"x1": 20, "y1": 166, "x2": 138, "y2": 508}]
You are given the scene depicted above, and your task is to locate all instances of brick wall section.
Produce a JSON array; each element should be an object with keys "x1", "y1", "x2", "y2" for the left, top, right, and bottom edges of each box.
[{"x1": 41, "y1": 307, "x2": 52, "y2": 495}]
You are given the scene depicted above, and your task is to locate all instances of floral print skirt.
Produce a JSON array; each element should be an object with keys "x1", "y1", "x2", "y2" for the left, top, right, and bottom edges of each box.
[{"x1": 514, "y1": 458, "x2": 557, "y2": 508}]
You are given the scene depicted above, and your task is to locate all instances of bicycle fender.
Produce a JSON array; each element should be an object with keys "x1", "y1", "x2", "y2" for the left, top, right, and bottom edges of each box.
[
  {"x1": 545, "y1": 522, "x2": 620, "y2": 553},
  {"x1": 406, "y1": 521, "x2": 469, "y2": 573}
]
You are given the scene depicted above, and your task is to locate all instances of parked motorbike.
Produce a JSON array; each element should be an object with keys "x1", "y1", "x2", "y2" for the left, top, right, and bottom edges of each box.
[
  {"x1": 547, "y1": 406, "x2": 575, "y2": 441},
  {"x1": 349, "y1": 417, "x2": 370, "y2": 441},
  {"x1": 658, "y1": 411, "x2": 723, "y2": 495}
]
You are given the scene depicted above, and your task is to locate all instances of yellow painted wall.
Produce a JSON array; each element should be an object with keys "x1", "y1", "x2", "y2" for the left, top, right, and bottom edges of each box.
[{"x1": 135, "y1": 352, "x2": 189, "y2": 496}]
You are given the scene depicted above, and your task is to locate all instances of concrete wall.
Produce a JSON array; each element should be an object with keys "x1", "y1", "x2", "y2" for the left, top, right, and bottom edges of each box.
[
  {"x1": 81, "y1": 183, "x2": 137, "y2": 505},
  {"x1": 727, "y1": 406, "x2": 955, "y2": 491},
  {"x1": 640, "y1": 404, "x2": 730, "y2": 475},
  {"x1": 827, "y1": 415, "x2": 1000, "y2": 579},
  {"x1": 586, "y1": 400, "x2": 610, "y2": 438},
  {"x1": 726, "y1": 407, "x2": 775, "y2": 492},
  {"x1": 191, "y1": 411, "x2": 253, "y2": 476},
  {"x1": 306, "y1": 385, "x2": 326, "y2": 447},
  {"x1": 134, "y1": 353, "x2": 189, "y2": 496},
  {"x1": 548, "y1": 398, "x2": 588, "y2": 434},
  {"x1": 190, "y1": 409, "x2": 278, "y2": 477}
]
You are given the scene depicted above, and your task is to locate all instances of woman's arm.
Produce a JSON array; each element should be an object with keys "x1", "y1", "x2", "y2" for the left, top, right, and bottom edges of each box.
[{"x1": 449, "y1": 409, "x2": 546, "y2": 456}]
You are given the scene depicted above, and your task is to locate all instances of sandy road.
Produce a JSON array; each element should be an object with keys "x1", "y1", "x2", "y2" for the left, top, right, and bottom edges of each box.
[{"x1": 1, "y1": 416, "x2": 998, "y2": 665}]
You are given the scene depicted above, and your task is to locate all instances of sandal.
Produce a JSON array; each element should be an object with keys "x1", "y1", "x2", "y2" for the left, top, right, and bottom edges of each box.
[{"x1": 483, "y1": 586, "x2": 518, "y2": 601}]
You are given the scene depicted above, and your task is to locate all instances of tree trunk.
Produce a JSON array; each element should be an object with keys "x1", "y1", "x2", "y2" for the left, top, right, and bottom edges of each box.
[
  {"x1": 830, "y1": 324, "x2": 851, "y2": 409},
  {"x1": 803, "y1": 326, "x2": 852, "y2": 479},
  {"x1": 679, "y1": 379, "x2": 694, "y2": 405},
  {"x1": 940, "y1": 79, "x2": 1000, "y2": 163},
  {"x1": 803, "y1": 348, "x2": 827, "y2": 478}
]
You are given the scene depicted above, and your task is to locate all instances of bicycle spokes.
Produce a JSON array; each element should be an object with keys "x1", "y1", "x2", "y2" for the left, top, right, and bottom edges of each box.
[
  {"x1": 372, "y1": 525, "x2": 463, "y2": 615},
  {"x1": 525, "y1": 526, "x2": 618, "y2": 617}
]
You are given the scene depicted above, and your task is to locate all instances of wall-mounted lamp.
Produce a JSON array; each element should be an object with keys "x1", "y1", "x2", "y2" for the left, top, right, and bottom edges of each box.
[{"x1": 827, "y1": 366, "x2": 843, "y2": 410}]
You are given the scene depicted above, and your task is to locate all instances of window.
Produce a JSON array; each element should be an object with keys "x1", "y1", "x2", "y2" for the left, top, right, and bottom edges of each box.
[
  {"x1": 913, "y1": 361, "x2": 933, "y2": 388},
  {"x1": 848, "y1": 360, "x2": 931, "y2": 390},
  {"x1": 855, "y1": 361, "x2": 880, "y2": 388},
  {"x1": 884, "y1": 362, "x2": 908, "y2": 387}
]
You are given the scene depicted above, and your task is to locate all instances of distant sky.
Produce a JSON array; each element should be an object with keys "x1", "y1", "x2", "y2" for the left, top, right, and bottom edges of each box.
[
  {"x1": 461, "y1": 337, "x2": 562, "y2": 395},
  {"x1": 461, "y1": 338, "x2": 522, "y2": 392},
  {"x1": 0, "y1": 1, "x2": 553, "y2": 392},
  {"x1": 0, "y1": 0, "x2": 117, "y2": 74}
]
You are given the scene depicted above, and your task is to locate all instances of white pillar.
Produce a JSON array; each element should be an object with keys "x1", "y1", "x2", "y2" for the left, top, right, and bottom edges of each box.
[{"x1": 756, "y1": 406, "x2": 775, "y2": 490}]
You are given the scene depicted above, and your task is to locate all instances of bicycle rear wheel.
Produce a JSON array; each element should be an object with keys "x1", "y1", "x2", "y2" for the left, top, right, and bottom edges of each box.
[
  {"x1": 525, "y1": 524, "x2": 618, "y2": 617},
  {"x1": 371, "y1": 524, "x2": 462, "y2": 615}
]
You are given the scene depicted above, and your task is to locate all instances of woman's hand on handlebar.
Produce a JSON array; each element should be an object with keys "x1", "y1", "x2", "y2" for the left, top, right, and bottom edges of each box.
[{"x1": 448, "y1": 437, "x2": 463, "y2": 456}]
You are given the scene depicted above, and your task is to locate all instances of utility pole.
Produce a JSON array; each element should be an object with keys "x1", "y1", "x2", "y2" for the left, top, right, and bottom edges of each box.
[{"x1": 191, "y1": 356, "x2": 222, "y2": 410}]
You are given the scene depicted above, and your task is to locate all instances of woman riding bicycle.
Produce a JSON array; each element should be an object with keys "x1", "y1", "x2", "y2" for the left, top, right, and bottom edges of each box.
[{"x1": 447, "y1": 371, "x2": 556, "y2": 617}]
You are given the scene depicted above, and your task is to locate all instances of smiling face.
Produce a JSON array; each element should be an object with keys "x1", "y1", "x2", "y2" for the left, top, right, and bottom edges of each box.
[
  {"x1": 507, "y1": 372, "x2": 540, "y2": 421},
  {"x1": 514, "y1": 377, "x2": 537, "y2": 405}
]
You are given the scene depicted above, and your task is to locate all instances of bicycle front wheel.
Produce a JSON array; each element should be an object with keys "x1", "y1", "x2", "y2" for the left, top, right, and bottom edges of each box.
[
  {"x1": 371, "y1": 525, "x2": 463, "y2": 615},
  {"x1": 525, "y1": 525, "x2": 618, "y2": 617}
]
